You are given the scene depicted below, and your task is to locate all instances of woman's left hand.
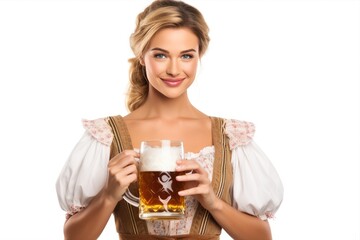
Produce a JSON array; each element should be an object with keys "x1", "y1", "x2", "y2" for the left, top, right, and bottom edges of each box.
[{"x1": 176, "y1": 159, "x2": 219, "y2": 211}]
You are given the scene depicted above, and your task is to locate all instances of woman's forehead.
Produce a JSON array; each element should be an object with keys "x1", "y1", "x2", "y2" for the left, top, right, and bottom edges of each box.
[{"x1": 147, "y1": 28, "x2": 199, "y2": 53}]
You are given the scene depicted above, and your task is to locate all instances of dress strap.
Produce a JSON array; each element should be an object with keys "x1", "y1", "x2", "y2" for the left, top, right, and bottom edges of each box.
[
  {"x1": 108, "y1": 115, "x2": 148, "y2": 235},
  {"x1": 108, "y1": 115, "x2": 133, "y2": 151},
  {"x1": 190, "y1": 116, "x2": 233, "y2": 235}
]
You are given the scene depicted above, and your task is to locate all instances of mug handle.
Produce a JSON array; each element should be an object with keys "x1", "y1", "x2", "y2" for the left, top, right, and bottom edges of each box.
[{"x1": 123, "y1": 188, "x2": 139, "y2": 207}]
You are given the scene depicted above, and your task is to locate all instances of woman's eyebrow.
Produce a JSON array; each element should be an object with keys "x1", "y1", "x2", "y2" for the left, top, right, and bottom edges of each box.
[
  {"x1": 150, "y1": 47, "x2": 197, "y2": 54},
  {"x1": 180, "y1": 49, "x2": 197, "y2": 54}
]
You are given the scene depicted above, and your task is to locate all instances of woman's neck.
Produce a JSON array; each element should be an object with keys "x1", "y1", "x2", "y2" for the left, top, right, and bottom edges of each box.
[{"x1": 127, "y1": 92, "x2": 205, "y2": 120}]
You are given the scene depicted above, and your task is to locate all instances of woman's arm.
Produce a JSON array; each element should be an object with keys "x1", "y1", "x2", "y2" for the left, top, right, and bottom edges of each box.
[
  {"x1": 64, "y1": 150, "x2": 139, "y2": 240},
  {"x1": 64, "y1": 190, "x2": 118, "y2": 240},
  {"x1": 207, "y1": 198, "x2": 272, "y2": 240},
  {"x1": 176, "y1": 160, "x2": 272, "y2": 240}
]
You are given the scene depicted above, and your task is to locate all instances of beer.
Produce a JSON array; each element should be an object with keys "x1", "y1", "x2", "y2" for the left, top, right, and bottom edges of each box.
[
  {"x1": 139, "y1": 171, "x2": 185, "y2": 219},
  {"x1": 138, "y1": 140, "x2": 185, "y2": 220}
]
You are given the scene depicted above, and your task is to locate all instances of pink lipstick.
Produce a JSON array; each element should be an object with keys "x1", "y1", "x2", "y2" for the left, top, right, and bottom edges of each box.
[{"x1": 162, "y1": 78, "x2": 184, "y2": 87}]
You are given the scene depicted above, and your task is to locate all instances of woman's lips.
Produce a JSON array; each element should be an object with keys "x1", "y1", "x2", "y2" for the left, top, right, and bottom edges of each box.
[{"x1": 161, "y1": 78, "x2": 185, "y2": 87}]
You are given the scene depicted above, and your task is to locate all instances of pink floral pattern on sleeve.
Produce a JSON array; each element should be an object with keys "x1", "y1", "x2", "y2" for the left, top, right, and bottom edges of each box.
[
  {"x1": 224, "y1": 119, "x2": 255, "y2": 149},
  {"x1": 65, "y1": 205, "x2": 86, "y2": 220},
  {"x1": 82, "y1": 118, "x2": 113, "y2": 146}
]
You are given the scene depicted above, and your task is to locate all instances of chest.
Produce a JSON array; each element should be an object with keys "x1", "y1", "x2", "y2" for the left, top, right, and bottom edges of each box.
[{"x1": 125, "y1": 119, "x2": 212, "y2": 153}]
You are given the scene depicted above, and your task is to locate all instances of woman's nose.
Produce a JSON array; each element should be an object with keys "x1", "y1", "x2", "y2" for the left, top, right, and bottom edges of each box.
[{"x1": 166, "y1": 59, "x2": 180, "y2": 76}]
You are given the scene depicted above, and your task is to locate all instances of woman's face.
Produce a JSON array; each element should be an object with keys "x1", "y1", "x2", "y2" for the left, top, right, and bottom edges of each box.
[{"x1": 142, "y1": 27, "x2": 200, "y2": 99}]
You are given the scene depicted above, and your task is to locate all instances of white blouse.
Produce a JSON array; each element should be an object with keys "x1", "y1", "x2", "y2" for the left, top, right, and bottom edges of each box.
[{"x1": 56, "y1": 117, "x2": 283, "y2": 234}]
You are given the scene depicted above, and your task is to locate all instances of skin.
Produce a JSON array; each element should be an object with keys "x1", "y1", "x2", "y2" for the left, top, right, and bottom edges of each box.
[{"x1": 63, "y1": 27, "x2": 272, "y2": 240}]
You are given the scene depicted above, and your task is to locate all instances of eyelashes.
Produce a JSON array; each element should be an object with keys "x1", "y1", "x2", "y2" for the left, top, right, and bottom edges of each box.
[
  {"x1": 154, "y1": 53, "x2": 166, "y2": 59},
  {"x1": 153, "y1": 53, "x2": 194, "y2": 60},
  {"x1": 181, "y1": 54, "x2": 194, "y2": 60}
]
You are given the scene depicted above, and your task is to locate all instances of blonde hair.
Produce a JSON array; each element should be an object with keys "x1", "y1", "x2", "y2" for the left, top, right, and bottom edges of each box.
[{"x1": 126, "y1": 0, "x2": 210, "y2": 112}]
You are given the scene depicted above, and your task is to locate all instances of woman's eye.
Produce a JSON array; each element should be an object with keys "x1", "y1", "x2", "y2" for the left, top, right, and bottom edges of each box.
[
  {"x1": 154, "y1": 54, "x2": 166, "y2": 59},
  {"x1": 181, "y1": 54, "x2": 193, "y2": 60}
]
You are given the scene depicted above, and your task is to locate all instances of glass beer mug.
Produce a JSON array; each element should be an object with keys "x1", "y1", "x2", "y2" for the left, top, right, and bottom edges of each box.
[{"x1": 123, "y1": 140, "x2": 185, "y2": 220}]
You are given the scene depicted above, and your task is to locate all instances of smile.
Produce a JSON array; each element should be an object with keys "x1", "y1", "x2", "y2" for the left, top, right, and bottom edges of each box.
[{"x1": 161, "y1": 78, "x2": 185, "y2": 87}]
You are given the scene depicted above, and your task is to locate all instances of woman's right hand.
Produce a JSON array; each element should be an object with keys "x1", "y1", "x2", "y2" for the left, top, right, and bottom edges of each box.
[{"x1": 104, "y1": 150, "x2": 139, "y2": 203}]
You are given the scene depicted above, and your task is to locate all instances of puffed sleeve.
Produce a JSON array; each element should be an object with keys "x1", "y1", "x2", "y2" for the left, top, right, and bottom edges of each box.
[
  {"x1": 225, "y1": 119, "x2": 284, "y2": 220},
  {"x1": 56, "y1": 118, "x2": 113, "y2": 219}
]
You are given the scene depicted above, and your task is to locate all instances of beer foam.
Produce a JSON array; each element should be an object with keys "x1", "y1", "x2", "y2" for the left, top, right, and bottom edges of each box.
[{"x1": 140, "y1": 146, "x2": 182, "y2": 172}]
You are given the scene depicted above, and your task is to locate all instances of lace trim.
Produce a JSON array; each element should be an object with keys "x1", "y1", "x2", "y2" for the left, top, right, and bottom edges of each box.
[
  {"x1": 185, "y1": 145, "x2": 214, "y2": 159},
  {"x1": 65, "y1": 205, "x2": 86, "y2": 220},
  {"x1": 134, "y1": 145, "x2": 215, "y2": 158},
  {"x1": 259, "y1": 211, "x2": 275, "y2": 220}
]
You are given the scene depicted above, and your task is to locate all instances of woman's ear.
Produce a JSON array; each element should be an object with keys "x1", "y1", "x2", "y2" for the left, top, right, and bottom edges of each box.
[{"x1": 139, "y1": 57, "x2": 145, "y2": 66}]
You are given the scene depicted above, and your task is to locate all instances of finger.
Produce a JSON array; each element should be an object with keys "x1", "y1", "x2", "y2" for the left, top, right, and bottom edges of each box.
[
  {"x1": 108, "y1": 161, "x2": 137, "y2": 177},
  {"x1": 176, "y1": 160, "x2": 206, "y2": 175},
  {"x1": 176, "y1": 173, "x2": 210, "y2": 187},
  {"x1": 176, "y1": 159, "x2": 195, "y2": 170},
  {"x1": 112, "y1": 150, "x2": 139, "y2": 161},
  {"x1": 110, "y1": 172, "x2": 137, "y2": 190},
  {"x1": 110, "y1": 160, "x2": 138, "y2": 174},
  {"x1": 116, "y1": 172, "x2": 137, "y2": 185},
  {"x1": 109, "y1": 162, "x2": 138, "y2": 178},
  {"x1": 109, "y1": 150, "x2": 139, "y2": 167},
  {"x1": 109, "y1": 165, "x2": 138, "y2": 186},
  {"x1": 121, "y1": 164, "x2": 138, "y2": 177},
  {"x1": 178, "y1": 186, "x2": 209, "y2": 196}
]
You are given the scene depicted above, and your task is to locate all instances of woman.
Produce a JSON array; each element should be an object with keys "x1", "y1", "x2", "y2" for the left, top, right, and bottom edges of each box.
[{"x1": 56, "y1": 0, "x2": 283, "y2": 239}]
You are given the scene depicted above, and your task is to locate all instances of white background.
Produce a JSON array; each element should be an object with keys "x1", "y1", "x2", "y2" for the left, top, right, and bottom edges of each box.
[{"x1": 0, "y1": 0, "x2": 359, "y2": 239}]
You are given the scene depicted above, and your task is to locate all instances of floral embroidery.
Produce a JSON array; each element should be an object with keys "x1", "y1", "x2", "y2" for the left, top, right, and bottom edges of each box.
[
  {"x1": 66, "y1": 205, "x2": 86, "y2": 220},
  {"x1": 224, "y1": 119, "x2": 255, "y2": 149},
  {"x1": 259, "y1": 211, "x2": 275, "y2": 220},
  {"x1": 82, "y1": 118, "x2": 113, "y2": 146},
  {"x1": 265, "y1": 211, "x2": 274, "y2": 219}
]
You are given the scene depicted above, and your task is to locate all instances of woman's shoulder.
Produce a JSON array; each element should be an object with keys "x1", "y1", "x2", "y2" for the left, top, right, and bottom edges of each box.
[{"x1": 215, "y1": 117, "x2": 256, "y2": 149}]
